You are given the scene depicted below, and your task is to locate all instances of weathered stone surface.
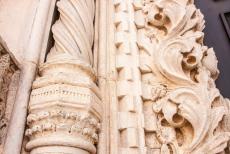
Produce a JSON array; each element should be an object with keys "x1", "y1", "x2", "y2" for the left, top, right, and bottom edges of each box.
[
  {"x1": 134, "y1": 0, "x2": 230, "y2": 153},
  {"x1": 0, "y1": 0, "x2": 229, "y2": 154},
  {"x1": 0, "y1": 43, "x2": 20, "y2": 153}
]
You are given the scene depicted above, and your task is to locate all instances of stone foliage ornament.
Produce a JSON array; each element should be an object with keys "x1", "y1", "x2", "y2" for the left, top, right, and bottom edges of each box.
[
  {"x1": 134, "y1": 0, "x2": 230, "y2": 153},
  {"x1": 25, "y1": 0, "x2": 102, "y2": 154}
]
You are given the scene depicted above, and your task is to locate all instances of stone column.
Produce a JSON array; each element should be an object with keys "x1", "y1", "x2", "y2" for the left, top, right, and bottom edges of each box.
[
  {"x1": 3, "y1": 1, "x2": 55, "y2": 153},
  {"x1": 25, "y1": 0, "x2": 102, "y2": 154}
]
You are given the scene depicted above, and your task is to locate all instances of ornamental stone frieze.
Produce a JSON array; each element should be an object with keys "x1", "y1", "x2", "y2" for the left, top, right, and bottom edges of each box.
[
  {"x1": 113, "y1": 0, "x2": 230, "y2": 153},
  {"x1": 0, "y1": 0, "x2": 229, "y2": 154}
]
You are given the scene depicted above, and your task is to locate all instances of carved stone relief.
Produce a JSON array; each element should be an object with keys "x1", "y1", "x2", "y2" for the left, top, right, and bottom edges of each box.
[
  {"x1": 0, "y1": 44, "x2": 20, "y2": 152},
  {"x1": 0, "y1": 0, "x2": 226, "y2": 153},
  {"x1": 114, "y1": 0, "x2": 146, "y2": 153},
  {"x1": 133, "y1": 0, "x2": 230, "y2": 153}
]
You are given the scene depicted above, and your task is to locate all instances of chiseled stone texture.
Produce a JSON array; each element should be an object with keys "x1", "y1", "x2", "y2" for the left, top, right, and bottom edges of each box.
[
  {"x1": 0, "y1": 43, "x2": 20, "y2": 153},
  {"x1": 114, "y1": 0, "x2": 230, "y2": 153},
  {"x1": 134, "y1": 0, "x2": 230, "y2": 153},
  {"x1": 0, "y1": 0, "x2": 229, "y2": 154}
]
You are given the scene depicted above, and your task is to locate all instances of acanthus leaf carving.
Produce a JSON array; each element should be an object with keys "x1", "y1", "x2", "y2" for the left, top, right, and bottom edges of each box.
[
  {"x1": 154, "y1": 33, "x2": 204, "y2": 85},
  {"x1": 151, "y1": 86, "x2": 230, "y2": 153},
  {"x1": 136, "y1": 0, "x2": 230, "y2": 153}
]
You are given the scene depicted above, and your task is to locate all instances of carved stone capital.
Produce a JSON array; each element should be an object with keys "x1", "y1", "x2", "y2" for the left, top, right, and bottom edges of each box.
[{"x1": 25, "y1": 61, "x2": 102, "y2": 154}]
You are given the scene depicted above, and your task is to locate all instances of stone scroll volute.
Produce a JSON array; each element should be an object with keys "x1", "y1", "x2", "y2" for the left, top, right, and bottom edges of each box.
[{"x1": 135, "y1": 0, "x2": 230, "y2": 153}]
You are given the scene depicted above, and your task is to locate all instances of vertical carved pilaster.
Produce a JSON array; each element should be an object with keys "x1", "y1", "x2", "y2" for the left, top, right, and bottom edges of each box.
[
  {"x1": 114, "y1": 0, "x2": 145, "y2": 153},
  {"x1": 133, "y1": 0, "x2": 230, "y2": 154},
  {"x1": 25, "y1": 0, "x2": 102, "y2": 154}
]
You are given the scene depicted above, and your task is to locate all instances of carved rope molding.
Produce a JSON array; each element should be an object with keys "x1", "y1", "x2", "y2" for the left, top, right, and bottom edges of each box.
[
  {"x1": 25, "y1": 0, "x2": 102, "y2": 154},
  {"x1": 133, "y1": 0, "x2": 230, "y2": 154}
]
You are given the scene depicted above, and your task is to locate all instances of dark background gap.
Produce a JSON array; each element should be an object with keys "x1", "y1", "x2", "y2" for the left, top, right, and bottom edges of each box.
[{"x1": 195, "y1": 0, "x2": 230, "y2": 98}]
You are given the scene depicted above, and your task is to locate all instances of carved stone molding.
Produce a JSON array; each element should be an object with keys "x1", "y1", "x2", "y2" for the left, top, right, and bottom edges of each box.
[
  {"x1": 133, "y1": 0, "x2": 230, "y2": 153},
  {"x1": 9, "y1": 0, "x2": 229, "y2": 153},
  {"x1": 114, "y1": 0, "x2": 145, "y2": 153},
  {"x1": 25, "y1": 0, "x2": 102, "y2": 154},
  {"x1": 0, "y1": 44, "x2": 20, "y2": 152}
]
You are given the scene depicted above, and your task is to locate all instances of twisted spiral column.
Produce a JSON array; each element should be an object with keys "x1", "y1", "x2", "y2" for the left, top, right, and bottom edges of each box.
[
  {"x1": 25, "y1": 1, "x2": 102, "y2": 154},
  {"x1": 47, "y1": 0, "x2": 95, "y2": 65}
]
